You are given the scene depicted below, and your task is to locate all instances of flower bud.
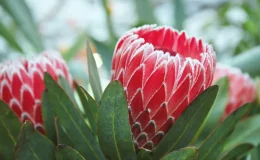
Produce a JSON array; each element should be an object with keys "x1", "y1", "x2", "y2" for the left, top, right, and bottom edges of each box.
[
  {"x1": 0, "y1": 50, "x2": 73, "y2": 133},
  {"x1": 111, "y1": 25, "x2": 216, "y2": 150},
  {"x1": 213, "y1": 64, "x2": 256, "y2": 119}
]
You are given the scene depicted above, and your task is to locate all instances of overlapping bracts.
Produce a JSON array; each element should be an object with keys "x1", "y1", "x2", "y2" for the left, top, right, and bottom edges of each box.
[
  {"x1": 213, "y1": 64, "x2": 256, "y2": 119},
  {"x1": 111, "y1": 25, "x2": 216, "y2": 150},
  {"x1": 0, "y1": 51, "x2": 73, "y2": 133}
]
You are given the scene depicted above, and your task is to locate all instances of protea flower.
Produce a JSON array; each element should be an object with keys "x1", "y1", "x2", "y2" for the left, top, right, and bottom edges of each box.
[
  {"x1": 111, "y1": 25, "x2": 216, "y2": 150},
  {"x1": 213, "y1": 64, "x2": 256, "y2": 119},
  {"x1": 0, "y1": 51, "x2": 73, "y2": 133}
]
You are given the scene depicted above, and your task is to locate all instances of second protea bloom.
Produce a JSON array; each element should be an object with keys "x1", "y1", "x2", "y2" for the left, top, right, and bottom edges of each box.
[
  {"x1": 111, "y1": 25, "x2": 216, "y2": 150},
  {"x1": 0, "y1": 51, "x2": 73, "y2": 133},
  {"x1": 213, "y1": 64, "x2": 256, "y2": 119}
]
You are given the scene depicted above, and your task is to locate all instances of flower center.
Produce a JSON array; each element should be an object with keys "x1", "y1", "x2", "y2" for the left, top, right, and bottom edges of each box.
[{"x1": 134, "y1": 25, "x2": 206, "y2": 60}]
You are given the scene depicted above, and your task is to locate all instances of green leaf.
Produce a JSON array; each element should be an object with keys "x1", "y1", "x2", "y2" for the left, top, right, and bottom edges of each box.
[
  {"x1": 161, "y1": 147, "x2": 198, "y2": 160},
  {"x1": 220, "y1": 143, "x2": 254, "y2": 160},
  {"x1": 134, "y1": 0, "x2": 156, "y2": 24},
  {"x1": 87, "y1": 41, "x2": 102, "y2": 102},
  {"x1": 224, "y1": 114, "x2": 260, "y2": 150},
  {"x1": 249, "y1": 144, "x2": 260, "y2": 160},
  {"x1": 196, "y1": 77, "x2": 229, "y2": 140},
  {"x1": 54, "y1": 117, "x2": 74, "y2": 147},
  {"x1": 41, "y1": 91, "x2": 56, "y2": 144},
  {"x1": 42, "y1": 76, "x2": 75, "y2": 144},
  {"x1": 55, "y1": 145, "x2": 85, "y2": 160},
  {"x1": 58, "y1": 75, "x2": 75, "y2": 103},
  {"x1": 98, "y1": 81, "x2": 136, "y2": 160},
  {"x1": 153, "y1": 86, "x2": 218, "y2": 160},
  {"x1": 224, "y1": 46, "x2": 260, "y2": 77},
  {"x1": 14, "y1": 121, "x2": 55, "y2": 160},
  {"x1": 0, "y1": 100, "x2": 22, "y2": 160},
  {"x1": 63, "y1": 33, "x2": 87, "y2": 61},
  {"x1": 137, "y1": 150, "x2": 152, "y2": 160},
  {"x1": 198, "y1": 104, "x2": 252, "y2": 160},
  {"x1": 0, "y1": 22, "x2": 23, "y2": 52},
  {"x1": 44, "y1": 73, "x2": 105, "y2": 160},
  {"x1": 0, "y1": 0, "x2": 43, "y2": 51},
  {"x1": 204, "y1": 77, "x2": 229, "y2": 128},
  {"x1": 76, "y1": 85, "x2": 98, "y2": 134}
]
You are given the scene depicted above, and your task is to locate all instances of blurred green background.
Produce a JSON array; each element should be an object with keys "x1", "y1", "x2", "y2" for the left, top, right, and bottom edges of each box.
[{"x1": 1, "y1": 0, "x2": 260, "y2": 88}]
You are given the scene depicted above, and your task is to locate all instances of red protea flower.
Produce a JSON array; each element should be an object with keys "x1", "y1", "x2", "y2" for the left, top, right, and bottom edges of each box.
[
  {"x1": 111, "y1": 25, "x2": 216, "y2": 150},
  {"x1": 213, "y1": 64, "x2": 256, "y2": 119},
  {"x1": 0, "y1": 50, "x2": 73, "y2": 133}
]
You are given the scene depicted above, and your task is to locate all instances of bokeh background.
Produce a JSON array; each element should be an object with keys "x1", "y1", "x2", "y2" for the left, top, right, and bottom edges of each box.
[{"x1": 1, "y1": 0, "x2": 260, "y2": 91}]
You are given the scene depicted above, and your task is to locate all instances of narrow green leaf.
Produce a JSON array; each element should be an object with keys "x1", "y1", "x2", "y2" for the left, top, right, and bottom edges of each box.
[
  {"x1": 198, "y1": 104, "x2": 252, "y2": 160},
  {"x1": 221, "y1": 143, "x2": 254, "y2": 160},
  {"x1": 0, "y1": 100, "x2": 22, "y2": 160},
  {"x1": 161, "y1": 147, "x2": 198, "y2": 160},
  {"x1": 63, "y1": 33, "x2": 87, "y2": 61},
  {"x1": 204, "y1": 77, "x2": 229, "y2": 129},
  {"x1": 224, "y1": 114, "x2": 260, "y2": 150},
  {"x1": 76, "y1": 85, "x2": 98, "y2": 134},
  {"x1": 195, "y1": 77, "x2": 229, "y2": 140},
  {"x1": 137, "y1": 150, "x2": 152, "y2": 160},
  {"x1": 87, "y1": 41, "x2": 102, "y2": 102},
  {"x1": 54, "y1": 117, "x2": 74, "y2": 147},
  {"x1": 224, "y1": 46, "x2": 260, "y2": 77},
  {"x1": 44, "y1": 73, "x2": 105, "y2": 160},
  {"x1": 134, "y1": 0, "x2": 156, "y2": 24},
  {"x1": 42, "y1": 76, "x2": 75, "y2": 144},
  {"x1": 98, "y1": 81, "x2": 136, "y2": 160},
  {"x1": 249, "y1": 144, "x2": 260, "y2": 160},
  {"x1": 153, "y1": 86, "x2": 218, "y2": 160},
  {"x1": 14, "y1": 121, "x2": 55, "y2": 160},
  {"x1": 0, "y1": 22, "x2": 23, "y2": 52},
  {"x1": 58, "y1": 76, "x2": 76, "y2": 103},
  {"x1": 42, "y1": 91, "x2": 56, "y2": 143},
  {"x1": 0, "y1": 0, "x2": 43, "y2": 51},
  {"x1": 55, "y1": 145, "x2": 85, "y2": 160}
]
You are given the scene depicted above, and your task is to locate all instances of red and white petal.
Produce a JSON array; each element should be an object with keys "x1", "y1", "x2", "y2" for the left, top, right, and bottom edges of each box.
[{"x1": 112, "y1": 25, "x2": 216, "y2": 150}]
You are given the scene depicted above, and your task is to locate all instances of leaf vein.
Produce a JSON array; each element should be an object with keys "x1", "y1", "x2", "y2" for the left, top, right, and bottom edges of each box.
[{"x1": 56, "y1": 95, "x2": 101, "y2": 160}]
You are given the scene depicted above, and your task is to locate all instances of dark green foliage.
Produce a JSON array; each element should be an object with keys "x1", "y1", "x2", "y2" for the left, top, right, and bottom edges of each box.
[
  {"x1": 0, "y1": 101, "x2": 22, "y2": 160},
  {"x1": 98, "y1": 81, "x2": 136, "y2": 160},
  {"x1": 13, "y1": 121, "x2": 55, "y2": 160}
]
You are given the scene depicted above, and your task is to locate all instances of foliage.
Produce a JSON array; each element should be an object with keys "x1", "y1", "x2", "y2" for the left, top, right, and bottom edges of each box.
[
  {"x1": 0, "y1": 70, "x2": 258, "y2": 159},
  {"x1": 0, "y1": 0, "x2": 43, "y2": 52}
]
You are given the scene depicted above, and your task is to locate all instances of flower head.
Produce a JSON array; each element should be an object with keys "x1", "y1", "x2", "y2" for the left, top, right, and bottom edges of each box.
[
  {"x1": 0, "y1": 50, "x2": 73, "y2": 133},
  {"x1": 111, "y1": 25, "x2": 216, "y2": 150},
  {"x1": 213, "y1": 64, "x2": 256, "y2": 119}
]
